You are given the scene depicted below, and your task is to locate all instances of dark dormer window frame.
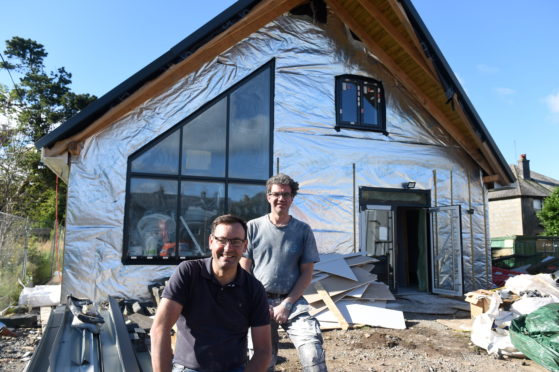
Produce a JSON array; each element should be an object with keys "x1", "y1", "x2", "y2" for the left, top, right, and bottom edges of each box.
[{"x1": 335, "y1": 75, "x2": 387, "y2": 134}]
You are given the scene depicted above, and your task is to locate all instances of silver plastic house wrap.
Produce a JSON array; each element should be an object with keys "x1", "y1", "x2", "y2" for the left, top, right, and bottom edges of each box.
[{"x1": 60, "y1": 13, "x2": 493, "y2": 302}]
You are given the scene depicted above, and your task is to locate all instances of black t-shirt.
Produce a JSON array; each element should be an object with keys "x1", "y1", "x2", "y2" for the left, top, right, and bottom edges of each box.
[{"x1": 162, "y1": 257, "x2": 269, "y2": 371}]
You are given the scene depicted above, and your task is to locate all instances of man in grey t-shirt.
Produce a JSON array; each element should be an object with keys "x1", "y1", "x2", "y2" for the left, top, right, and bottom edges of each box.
[{"x1": 241, "y1": 174, "x2": 327, "y2": 372}]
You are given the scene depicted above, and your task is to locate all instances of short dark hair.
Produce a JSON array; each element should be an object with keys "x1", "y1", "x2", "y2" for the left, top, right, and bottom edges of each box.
[
  {"x1": 210, "y1": 214, "x2": 247, "y2": 239},
  {"x1": 266, "y1": 173, "x2": 299, "y2": 197}
]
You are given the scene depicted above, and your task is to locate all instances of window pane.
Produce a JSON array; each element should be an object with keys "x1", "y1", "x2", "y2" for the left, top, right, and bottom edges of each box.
[
  {"x1": 340, "y1": 81, "x2": 358, "y2": 124},
  {"x1": 180, "y1": 181, "x2": 225, "y2": 257},
  {"x1": 228, "y1": 183, "x2": 269, "y2": 222},
  {"x1": 182, "y1": 98, "x2": 227, "y2": 177},
  {"x1": 131, "y1": 131, "x2": 179, "y2": 174},
  {"x1": 362, "y1": 83, "x2": 379, "y2": 126},
  {"x1": 127, "y1": 178, "x2": 178, "y2": 257},
  {"x1": 533, "y1": 199, "x2": 542, "y2": 211},
  {"x1": 229, "y1": 68, "x2": 270, "y2": 179}
]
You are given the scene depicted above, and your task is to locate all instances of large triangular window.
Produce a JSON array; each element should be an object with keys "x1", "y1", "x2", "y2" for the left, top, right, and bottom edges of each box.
[{"x1": 123, "y1": 62, "x2": 274, "y2": 264}]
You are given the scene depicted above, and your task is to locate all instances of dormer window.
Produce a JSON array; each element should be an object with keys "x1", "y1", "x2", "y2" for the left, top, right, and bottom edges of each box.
[{"x1": 335, "y1": 75, "x2": 386, "y2": 133}]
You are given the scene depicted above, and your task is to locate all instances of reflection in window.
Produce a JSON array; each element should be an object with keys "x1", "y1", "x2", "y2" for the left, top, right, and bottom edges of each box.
[
  {"x1": 229, "y1": 69, "x2": 270, "y2": 179},
  {"x1": 180, "y1": 182, "x2": 225, "y2": 257},
  {"x1": 336, "y1": 75, "x2": 385, "y2": 132},
  {"x1": 340, "y1": 81, "x2": 358, "y2": 124},
  {"x1": 182, "y1": 98, "x2": 227, "y2": 177},
  {"x1": 124, "y1": 62, "x2": 273, "y2": 264},
  {"x1": 533, "y1": 199, "x2": 542, "y2": 211},
  {"x1": 131, "y1": 131, "x2": 180, "y2": 174},
  {"x1": 127, "y1": 178, "x2": 178, "y2": 257},
  {"x1": 228, "y1": 184, "x2": 269, "y2": 222},
  {"x1": 362, "y1": 81, "x2": 379, "y2": 126}
]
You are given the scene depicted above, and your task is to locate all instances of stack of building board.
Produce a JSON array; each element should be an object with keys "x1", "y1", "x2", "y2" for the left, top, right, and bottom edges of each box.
[{"x1": 304, "y1": 253, "x2": 406, "y2": 330}]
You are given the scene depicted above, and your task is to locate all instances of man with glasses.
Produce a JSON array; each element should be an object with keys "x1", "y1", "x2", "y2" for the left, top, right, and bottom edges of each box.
[
  {"x1": 241, "y1": 174, "x2": 327, "y2": 371},
  {"x1": 151, "y1": 214, "x2": 271, "y2": 372}
]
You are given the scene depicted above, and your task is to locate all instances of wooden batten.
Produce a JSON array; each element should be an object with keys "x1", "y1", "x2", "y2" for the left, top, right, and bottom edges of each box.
[
  {"x1": 480, "y1": 140, "x2": 511, "y2": 185},
  {"x1": 44, "y1": 0, "x2": 306, "y2": 157},
  {"x1": 355, "y1": 0, "x2": 439, "y2": 83},
  {"x1": 67, "y1": 141, "x2": 83, "y2": 156},
  {"x1": 482, "y1": 174, "x2": 500, "y2": 184}
]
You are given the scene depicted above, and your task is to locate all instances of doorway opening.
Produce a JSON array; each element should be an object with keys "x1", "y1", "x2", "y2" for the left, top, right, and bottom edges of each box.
[
  {"x1": 359, "y1": 187, "x2": 430, "y2": 293},
  {"x1": 395, "y1": 207, "x2": 428, "y2": 292}
]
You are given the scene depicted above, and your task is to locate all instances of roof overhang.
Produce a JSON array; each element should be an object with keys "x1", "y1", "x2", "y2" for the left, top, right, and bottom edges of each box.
[{"x1": 36, "y1": 0, "x2": 515, "y2": 186}]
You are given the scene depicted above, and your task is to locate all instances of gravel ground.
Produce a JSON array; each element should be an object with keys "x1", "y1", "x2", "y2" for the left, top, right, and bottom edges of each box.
[
  {"x1": 274, "y1": 313, "x2": 548, "y2": 372},
  {"x1": 0, "y1": 328, "x2": 40, "y2": 372},
  {"x1": 0, "y1": 312, "x2": 549, "y2": 372}
]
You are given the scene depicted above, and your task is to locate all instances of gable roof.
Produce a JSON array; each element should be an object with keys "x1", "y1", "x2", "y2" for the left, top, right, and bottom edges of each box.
[
  {"x1": 489, "y1": 165, "x2": 559, "y2": 200},
  {"x1": 36, "y1": 0, "x2": 514, "y2": 186}
]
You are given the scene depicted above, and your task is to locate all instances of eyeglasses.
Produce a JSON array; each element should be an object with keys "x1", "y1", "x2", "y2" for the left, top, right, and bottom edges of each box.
[
  {"x1": 268, "y1": 192, "x2": 293, "y2": 199},
  {"x1": 212, "y1": 236, "x2": 246, "y2": 248}
]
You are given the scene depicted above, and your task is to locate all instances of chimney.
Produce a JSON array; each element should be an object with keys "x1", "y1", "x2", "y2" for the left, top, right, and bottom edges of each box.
[{"x1": 518, "y1": 154, "x2": 530, "y2": 180}]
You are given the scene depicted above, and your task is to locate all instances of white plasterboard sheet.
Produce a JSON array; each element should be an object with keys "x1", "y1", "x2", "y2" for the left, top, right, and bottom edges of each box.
[
  {"x1": 318, "y1": 253, "x2": 362, "y2": 265},
  {"x1": 351, "y1": 266, "x2": 378, "y2": 282},
  {"x1": 359, "y1": 282, "x2": 395, "y2": 301},
  {"x1": 344, "y1": 255, "x2": 379, "y2": 266},
  {"x1": 314, "y1": 258, "x2": 357, "y2": 281},
  {"x1": 316, "y1": 300, "x2": 406, "y2": 329},
  {"x1": 385, "y1": 301, "x2": 456, "y2": 315},
  {"x1": 308, "y1": 285, "x2": 369, "y2": 316},
  {"x1": 303, "y1": 267, "x2": 378, "y2": 303},
  {"x1": 346, "y1": 283, "x2": 369, "y2": 298},
  {"x1": 311, "y1": 273, "x2": 330, "y2": 283}
]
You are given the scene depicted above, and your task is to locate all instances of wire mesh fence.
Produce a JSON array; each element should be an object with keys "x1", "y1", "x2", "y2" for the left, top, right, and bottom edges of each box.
[
  {"x1": 0, "y1": 212, "x2": 64, "y2": 309},
  {"x1": 0, "y1": 211, "x2": 29, "y2": 309}
]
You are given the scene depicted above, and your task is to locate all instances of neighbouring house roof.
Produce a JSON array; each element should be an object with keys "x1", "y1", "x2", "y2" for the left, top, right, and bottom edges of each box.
[
  {"x1": 489, "y1": 164, "x2": 559, "y2": 200},
  {"x1": 35, "y1": 0, "x2": 514, "y2": 186}
]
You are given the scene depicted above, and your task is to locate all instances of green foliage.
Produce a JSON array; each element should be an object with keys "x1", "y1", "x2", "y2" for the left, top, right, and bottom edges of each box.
[
  {"x1": 537, "y1": 188, "x2": 559, "y2": 236},
  {"x1": 26, "y1": 239, "x2": 52, "y2": 285},
  {"x1": 0, "y1": 272, "x2": 22, "y2": 310},
  {"x1": 0, "y1": 36, "x2": 96, "y2": 226}
]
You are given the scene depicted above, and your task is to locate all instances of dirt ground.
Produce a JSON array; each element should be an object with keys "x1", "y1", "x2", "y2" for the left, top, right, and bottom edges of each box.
[
  {"x1": 274, "y1": 313, "x2": 548, "y2": 372},
  {"x1": 0, "y1": 312, "x2": 549, "y2": 372}
]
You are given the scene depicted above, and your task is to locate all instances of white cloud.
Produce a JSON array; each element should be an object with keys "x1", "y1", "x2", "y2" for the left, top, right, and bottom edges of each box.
[
  {"x1": 545, "y1": 91, "x2": 559, "y2": 123},
  {"x1": 545, "y1": 91, "x2": 559, "y2": 113},
  {"x1": 477, "y1": 64, "x2": 499, "y2": 74},
  {"x1": 495, "y1": 87, "x2": 516, "y2": 96}
]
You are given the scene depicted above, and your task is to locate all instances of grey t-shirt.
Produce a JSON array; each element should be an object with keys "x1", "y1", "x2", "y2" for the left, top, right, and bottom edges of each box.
[{"x1": 246, "y1": 215, "x2": 319, "y2": 294}]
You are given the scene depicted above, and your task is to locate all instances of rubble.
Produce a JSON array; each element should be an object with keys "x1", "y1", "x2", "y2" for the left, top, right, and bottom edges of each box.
[
  {"x1": 469, "y1": 273, "x2": 559, "y2": 363},
  {"x1": 304, "y1": 253, "x2": 406, "y2": 330}
]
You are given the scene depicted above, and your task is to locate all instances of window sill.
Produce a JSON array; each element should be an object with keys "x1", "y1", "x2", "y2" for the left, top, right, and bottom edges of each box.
[
  {"x1": 335, "y1": 124, "x2": 388, "y2": 136},
  {"x1": 122, "y1": 255, "x2": 209, "y2": 265}
]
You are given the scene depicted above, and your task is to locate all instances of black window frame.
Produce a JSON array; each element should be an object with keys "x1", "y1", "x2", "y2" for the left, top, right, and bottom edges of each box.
[
  {"x1": 122, "y1": 60, "x2": 275, "y2": 265},
  {"x1": 335, "y1": 75, "x2": 387, "y2": 134}
]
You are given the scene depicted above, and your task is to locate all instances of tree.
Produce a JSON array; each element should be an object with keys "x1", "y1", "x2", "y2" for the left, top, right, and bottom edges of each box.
[
  {"x1": 0, "y1": 37, "x2": 96, "y2": 225},
  {"x1": 537, "y1": 188, "x2": 559, "y2": 236}
]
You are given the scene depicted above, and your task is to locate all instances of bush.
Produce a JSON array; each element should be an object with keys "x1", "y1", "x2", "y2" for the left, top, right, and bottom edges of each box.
[
  {"x1": 538, "y1": 188, "x2": 559, "y2": 236},
  {"x1": 26, "y1": 238, "x2": 53, "y2": 285},
  {"x1": 0, "y1": 270, "x2": 23, "y2": 310}
]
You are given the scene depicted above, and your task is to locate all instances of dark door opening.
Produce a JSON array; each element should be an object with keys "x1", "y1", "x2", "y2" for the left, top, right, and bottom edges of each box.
[{"x1": 395, "y1": 207, "x2": 428, "y2": 292}]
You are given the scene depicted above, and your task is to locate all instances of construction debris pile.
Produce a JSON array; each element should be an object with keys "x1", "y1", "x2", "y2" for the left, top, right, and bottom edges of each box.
[
  {"x1": 468, "y1": 273, "x2": 559, "y2": 370},
  {"x1": 304, "y1": 253, "x2": 406, "y2": 330}
]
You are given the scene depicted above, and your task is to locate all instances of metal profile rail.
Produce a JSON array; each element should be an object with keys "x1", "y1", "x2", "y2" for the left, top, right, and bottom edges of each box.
[{"x1": 25, "y1": 296, "x2": 150, "y2": 372}]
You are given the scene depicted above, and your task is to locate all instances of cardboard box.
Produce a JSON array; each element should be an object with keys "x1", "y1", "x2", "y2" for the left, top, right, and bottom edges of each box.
[{"x1": 464, "y1": 289, "x2": 493, "y2": 318}]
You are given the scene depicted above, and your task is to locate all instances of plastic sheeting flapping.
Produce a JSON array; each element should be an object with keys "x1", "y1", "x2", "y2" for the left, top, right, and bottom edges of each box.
[{"x1": 61, "y1": 13, "x2": 491, "y2": 302}]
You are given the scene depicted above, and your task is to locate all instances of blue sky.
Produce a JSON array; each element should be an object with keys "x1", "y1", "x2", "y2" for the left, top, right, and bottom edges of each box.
[{"x1": 2, "y1": 0, "x2": 558, "y2": 180}]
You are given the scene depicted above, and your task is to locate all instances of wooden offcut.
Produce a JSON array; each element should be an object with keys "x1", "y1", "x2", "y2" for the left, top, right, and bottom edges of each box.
[{"x1": 314, "y1": 281, "x2": 349, "y2": 330}]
